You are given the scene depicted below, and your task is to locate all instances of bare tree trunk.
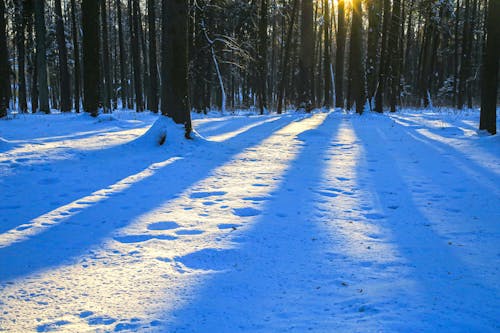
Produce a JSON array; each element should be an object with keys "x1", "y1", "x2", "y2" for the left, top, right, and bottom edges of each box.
[
  {"x1": 257, "y1": 0, "x2": 268, "y2": 115},
  {"x1": 147, "y1": 0, "x2": 158, "y2": 112},
  {"x1": 0, "y1": 0, "x2": 9, "y2": 117},
  {"x1": 100, "y1": 0, "x2": 113, "y2": 112},
  {"x1": 161, "y1": 0, "x2": 192, "y2": 137},
  {"x1": 55, "y1": 0, "x2": 71, "y2": 112},
  {"x1": 299, "y1": 0, "x2": 313, "y2": 111},
  {"x1": 70, "y1": 0, "x2": 81, "y2": 113},
  {"x1": 335, "y1": 0, "x2": 346, "y2": 108},
  {"x1": 82, "y1": 0, "x2": 100, "y2": 116},
  {"x1": 34, "y1": 0, "x2": 49, "y2": 113}
]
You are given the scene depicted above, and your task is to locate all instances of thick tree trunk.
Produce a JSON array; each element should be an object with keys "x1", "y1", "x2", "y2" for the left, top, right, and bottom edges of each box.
[
  {"x1": 335, "y1": 0, "x2": 346, "y2": 108},
  {"x1": 367, "y1": 0, "x2": 382, "y2": 105},
  {"x1": 161, "y1": 0, "x2": 192, "y2": 137},
  {"x1": 479, "y1": 0, "x2": 499, "y2": 134},
  {"x1": 55, "y1": 0, "x2": 71, "y2": 112},
  {"x1": 82, "y1": 0, "x2": 100, "y2": 116},
  {"x1": 34, "y1": 0, "x2": 49, "y2": 113},
  {"x1": 374, "y1": 0, "x2": 391, "y2": 112}
]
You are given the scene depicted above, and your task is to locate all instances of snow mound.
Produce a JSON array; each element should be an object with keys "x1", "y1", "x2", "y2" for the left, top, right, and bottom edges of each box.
[{"x1": 132, "y1": 115, "x2": 205, "y2": 147}]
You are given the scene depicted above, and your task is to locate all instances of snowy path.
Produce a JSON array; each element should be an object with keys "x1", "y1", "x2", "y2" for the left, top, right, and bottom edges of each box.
[{"x1": 0, "y1": 111, "x2": 499, "y2": 332}]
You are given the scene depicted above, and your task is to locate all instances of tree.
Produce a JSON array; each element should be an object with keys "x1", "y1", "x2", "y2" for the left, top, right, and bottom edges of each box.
[
  {"x1": 148, "y1": 0, "x2": 159, "y2": 113},
  {"x1": 70, "y1": 0, "x2": 81, "y2": 113},
  {"x1": 479, "y1": 0, "x2": 499, "y2": 135},
  {"x1": 34, "y1": 0, "x2": 50, "y2": 113},
  {"x1": 348, "y1": 0, "x2": 366, "y2": 114},
  {"x1": 323, "y1": 0, "x2": 332, "y2": 108},
  {"x1": 130, "y1": 0, "x2": 144, "y2": 111},
  {"x1": 82, "y1": 0, "x2": 100, "y2": 117},
  {"x1": 387, "y1": 0, "x2": 402, "y2": 112},
  {"x1": 299, "y1": 0, "x2": 314, "y2": 110},
  {"x1": 161, "y1": 0, "x2": 192, "y2": 137},
  {"x1": 100, "y1": 0, "x2": 113, "y2": 112},
  {"x1": 55, "y1": 0, "x2": 71, "y2": 112},
  {"x1": 0, "y1": 0, "x2": 9, "y2": 118},
  {"x1": 14, "y1": 0, "x2": 27, "y2": 113},
  {"x1": 257, "y1": 0, "x2": 268, "y2": 115},
  {"x1": 335, "y1": 0, "x2": 346, "y2": 108}
]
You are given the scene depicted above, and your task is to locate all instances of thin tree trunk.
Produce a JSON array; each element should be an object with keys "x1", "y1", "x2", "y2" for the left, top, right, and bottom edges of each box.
[
  {"x1": 0, "y1": 0, "x2": 9, "y2": 117},
  {"x1": 116, "y1": 0, "x2": 127, "y2": 109},
  {"x1": 299, "y1": 0, "x2": 314, "y2": 110},
  {"x1": 34, "y1": 0, "x2": 49, "y2": 113},
  {"x1": 147, "y1": 0, "x2": 158, "y2": 112},
  {"x1": 55, "y1": 0, "x2": 71, "y2": 112},
  {"x1": 257, "y1": 0, "x2": 268, "y2": 115},
  {"x1": 323, "y1": 0, "x2": 331, "y2": 107},
  {"x1": 70, "y1": 0, "x2": 80, "y2": 113},
  {"x1": 100, "y1": 0, "x2": 113, "y2": 112},
  {"x1": 335, "y1": 0, "x2": 346, "y2": 108}
]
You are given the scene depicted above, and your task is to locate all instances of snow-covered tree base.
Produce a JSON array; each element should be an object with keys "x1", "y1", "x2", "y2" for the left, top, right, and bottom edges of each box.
[{"x1": 133, "y1": 115, "x2": 204, "y2": 147}]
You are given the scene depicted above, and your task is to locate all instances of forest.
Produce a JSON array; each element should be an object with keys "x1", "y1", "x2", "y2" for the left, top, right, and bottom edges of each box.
[
  {"x1": 0, "y1": 1, "x2": 499, "y2": 332},
  {"x1": 0, "y1": 0, "x2": 498, "y2": 134}
]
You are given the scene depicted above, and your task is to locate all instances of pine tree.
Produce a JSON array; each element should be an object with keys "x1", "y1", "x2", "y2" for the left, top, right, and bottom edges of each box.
[
  {"x1": 348, "y1": 0, "x2": 366, "y2": 114},
  {"x1": 55, "y1": 0, "x2": 71, "y2": 112},
  {"x1": 147, "y1": 0, "x2": 158, "y2": 113},
  {"x1": 0, "y1": 0, "x2": 9, "y2": 118},
  {"x1": 335, "y1": 0, "x2": 346, "y2": 108},
  {"x1": 82, "y1": 0, "x2": 100, "y2": 116},
  {"x1": 34, "y1": 0, "x2": 50, "y2": 113},
  {"x1": 299, "y1": 0, "x2": 314, "y2": 111},
  {"x1": 161, "y1": 0, "x2": 192, "y2": 137}
]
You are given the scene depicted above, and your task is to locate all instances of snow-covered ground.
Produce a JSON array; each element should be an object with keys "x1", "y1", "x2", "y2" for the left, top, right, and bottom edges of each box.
[{"x1": 0, "y1": 109, "x2": 499, "y2": 332}]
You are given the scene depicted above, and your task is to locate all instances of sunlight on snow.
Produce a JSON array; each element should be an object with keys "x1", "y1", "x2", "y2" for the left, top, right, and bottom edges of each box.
[
  {"x1": 0, "y1": 113, "x2": 328, "y2": 332},
  {"x1": 315, "y1": 121, "x2": 401, "y2": 263},
  {"x1": 0, "y1": 157, "x2": 182, "y2": 248},
  {"x1": 205, "y1": 117, "x2": 280, "y2": 142}
]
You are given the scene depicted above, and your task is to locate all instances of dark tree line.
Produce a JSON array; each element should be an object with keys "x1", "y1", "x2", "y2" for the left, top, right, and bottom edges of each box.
[{"x1": 0, "y1": 0, "x2": 498, "y2": 134}]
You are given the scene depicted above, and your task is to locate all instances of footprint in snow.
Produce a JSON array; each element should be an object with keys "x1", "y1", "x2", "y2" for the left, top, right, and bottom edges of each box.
[
  {"x1": 363, "y1": 213, "x2": 386, "y2": 220},
  {"x1": 336, "y1": 177, "x2": 350, "y2": 182},
  {"x1": 233, "y1": 207, "x2": 261, "y2": 217},
  {"x1": 190, "y1": 191, "x2": 227, "y2": 199},
  {"x1": 87, "y1": 316, "x2": 116, "y2": 326},
  {"x1": 147, "y1": 221, "x2": 179, "y2": 231},
  {"x1": 218, "y1": 223, "x2": 239, "y2": 230},
  {"x1": 175, "y1": 229, "x2": 204, "y2": 235},
  {"x1": 114, "y1": 234, "x2": 177, "y2": 244},
  {"x1": 36, "y1": 320, "x2": 71, "y2": 332}
]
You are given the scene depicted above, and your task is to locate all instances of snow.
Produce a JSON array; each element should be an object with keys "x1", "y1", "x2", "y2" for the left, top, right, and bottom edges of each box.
[{"x1": 0, "y1": 109, "x2": 499, "y2": 332}]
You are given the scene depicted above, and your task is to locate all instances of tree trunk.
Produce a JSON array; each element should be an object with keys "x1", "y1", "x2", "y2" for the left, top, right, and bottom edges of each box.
[
  {"x1": 323, "y1": 0, "x2": 331, "y2": 107},
  {"x1": 257, "y1": 0, "x2": 268, "y2": 115},
  {"x1": 367, "y1": 0, "x2": 382, "y2": 106},
  {"x1": 147, "y1": 0, "x2": 158, "y2": 112},
  {"x1": 0, "y1": 0, "x2": 9, "y2": 117},
  {"x1": 15, "y1": 0, "x2": 27, "y2": 113},
  {"x1": 335, "y1": 0, "x2": 346, "y2": 108},
  {"x1": 34, "y1": 0, "x2": 49, "y2": 113},
  {"x1": 277, "y1": 0, "x2": 299, "y2": 114},
  {"x1": 388, "y1": 0, "x2": 402, "y2": 112},
  {"x1": 116, "y1": 0, "x2": 128, "y2": 109},
  {"x1": 55, "y1": 0, "x2": 71, "y2": 112},
  {"x1": 479, "y1": 0, "x2": 499, "y2": 134},
  {"x1": 348, "y1": 0, "x2": 366, "y2": 114},
  {"x1": 374, "y1": 0, "x2": 391, "y2": 112},
  {"x1": 130, "y1": 0, "x2": 143, "y2": 111},
  {"x1": 70, "y1": 0, "x2": 81, "y2": 113},
  {"x1": 161, "y1": 0, "x2": 192, "y2": 137},
  {"x1": 100, "y1": 0, "x2": 113, "y2": 112},
  {"x1": 82, "y1": 0, "x2": 100, "y2": 116},
  {"x1": 299, "y1": 0, "x2": 314, "y2": 110}
]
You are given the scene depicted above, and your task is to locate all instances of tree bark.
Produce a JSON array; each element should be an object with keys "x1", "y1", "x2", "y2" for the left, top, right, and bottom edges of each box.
[
  {"x1": 82, "y1": 0, "x2": 100, "y2": 116},
  {"x1": 70, "y1": 0, "x2": 81, "y2": 113},
  {"x1": 34, "y1": 0, "x2": 49, "y2": 113},
  {"x1": 0, "y1": 0, "x2": 9, "y2": 117},
  {"x1": 299, "y1": 0, "x2": 314, "y2": 111},
  {"x1": 348, "y1": 0, "x2": 366, "y2": 114},
  {"x1": 479, "y1": 0, "x2": 499, "y2": 134},
  {"x1": 15, "y1": 0, "x2": 27, "y2": 113},
  {"x1": 335, "y1": 0, "x2": 346, "y2": 108},
  {"x1": 55, "y1": 0, "x2": 71, "y2": 112},
  {"x1": 100, "y1": 0, "x2": 113, "y2": 112},
  {"x1": 161, "y1": 0, "x2": 192, "y2": 137},
  {"x1": 147, "y1": 0, "x2": 158, "y2": 112}
]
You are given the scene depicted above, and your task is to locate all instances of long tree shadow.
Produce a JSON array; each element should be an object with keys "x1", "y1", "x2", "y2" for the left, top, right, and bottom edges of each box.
[
  {"x1": 351, "y1": 118, "x2": 500, "y2": 331},
  {"x1": 162, "y1": 113, "x2": 345, "y2": 332},
  {"x1": 0, "y1": 115, "x2": 300, "y2": 282},
  {"x1": 0, "y1": 115, "x2": 287, "y2": 234}
]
